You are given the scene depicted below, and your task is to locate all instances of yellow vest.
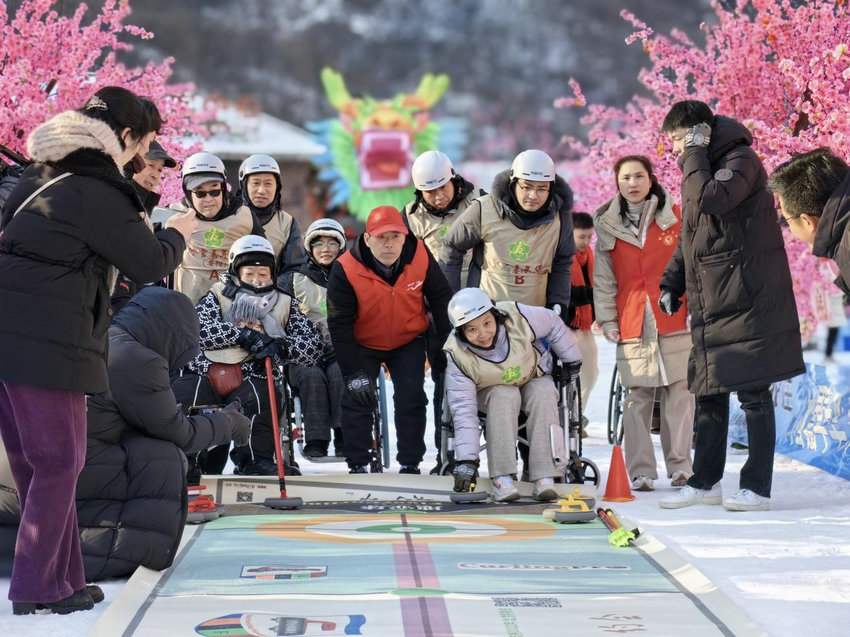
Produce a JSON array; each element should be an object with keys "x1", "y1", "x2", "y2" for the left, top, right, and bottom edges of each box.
[
  {"x1": 292, "y1": 272, "x2": 330, "y2": 343},
  {"x1": 444, "y1": 301, "x2": 543, "y2": 389},
  {"x1": 404, "y1": 191, "x2": 476, "y2": 286},
  {"x1": 204, "y1": 282, "x2": 292, "y2": 364},
  {"x1": 175, "y1": 205, "x2": 256, "y2": 304},
  {"x1": 262, "y1": 209, "x2": 294, "y2": 261},
  {"x1": 478, "y1": 197, "x2": 560, "y2": 306}
]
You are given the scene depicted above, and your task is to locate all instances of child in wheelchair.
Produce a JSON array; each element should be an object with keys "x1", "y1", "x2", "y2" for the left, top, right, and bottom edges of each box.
[{"x1": 443, "y1": 288, "x2": 582, "y2": 502}]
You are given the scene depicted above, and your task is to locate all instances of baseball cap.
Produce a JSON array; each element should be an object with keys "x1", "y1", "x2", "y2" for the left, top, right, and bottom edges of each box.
[
  {"x1": 145, "y1": 140, "x2": 177, "y2": 168},
  {"x1": 184, "y1": 172, "x2": 225, "y2": 191},
  {"x1": 366, "y1": 205, "x2": 408, "y2": 236}
]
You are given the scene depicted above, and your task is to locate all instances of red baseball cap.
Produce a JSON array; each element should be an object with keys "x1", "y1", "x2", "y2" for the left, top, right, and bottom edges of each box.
[{"x1": 366, "y1": 205, "x2": 408, "y2": 236}]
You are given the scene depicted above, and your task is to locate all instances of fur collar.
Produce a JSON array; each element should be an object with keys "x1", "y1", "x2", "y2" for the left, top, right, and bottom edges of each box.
[{"x1": 27, "y1": 110, "x2": 125, "y2": 173}]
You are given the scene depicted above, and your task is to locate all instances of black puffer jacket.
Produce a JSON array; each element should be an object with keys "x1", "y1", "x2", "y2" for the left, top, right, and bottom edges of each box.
[
  {"x1": 812, "y1": 172, "x2": 850, "y2": 294},
  {"x1": 661, "y1": 115, "x2": 804, "y2": 395},
  {"x1": 0, "y1": 109, "x2": 185, "y2": 393},
  {"x1": 77, "y1": 287, "x2": 244, "y2": 581}
]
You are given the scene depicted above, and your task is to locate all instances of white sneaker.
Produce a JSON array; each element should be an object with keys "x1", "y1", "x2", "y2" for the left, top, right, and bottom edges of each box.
[
  {"x1": 532, "y1": 477, "x2": 558, "y2": 501},
  {"x1": 670, "y1": 471, "x2": 690, "y2": 488},
  {"x1": 659, "y1": 483, "x2": 721, "y2": 509},
  {"x1": 723, "y1": 489, "x2": 770, "y2": 511},
  {"x1": 631, "y1": 475, "x2": 655, "y2": 491},
  {"x1": 491, "y1": 475, "x2": 520, "y2": 502}
]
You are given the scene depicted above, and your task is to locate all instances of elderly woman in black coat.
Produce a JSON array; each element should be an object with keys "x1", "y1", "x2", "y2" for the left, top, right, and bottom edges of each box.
[
  {"x1": 0, "y1": 87, "x2": 196, "y2": 614},
  {"x1": 657, "y1": 100, "x2": 805, "y2": 512}
]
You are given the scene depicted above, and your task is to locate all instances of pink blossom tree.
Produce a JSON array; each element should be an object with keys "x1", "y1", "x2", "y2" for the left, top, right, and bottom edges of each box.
[
  {"x1": 0, "y1": 0, "x2": 212, "y2": 203},
  {"x1": 557, "y1": 0, "x2": 850, "y2": 342}
]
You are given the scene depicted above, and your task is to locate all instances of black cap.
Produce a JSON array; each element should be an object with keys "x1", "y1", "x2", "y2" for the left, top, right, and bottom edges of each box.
[{"x1": 145, "y1": 140, "x2": 177, "y2": 168}]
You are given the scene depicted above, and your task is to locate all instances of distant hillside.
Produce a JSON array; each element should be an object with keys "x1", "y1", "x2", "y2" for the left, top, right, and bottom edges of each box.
[{"x1": 43, "y1": 0, "x2": 714, "y2": 159}]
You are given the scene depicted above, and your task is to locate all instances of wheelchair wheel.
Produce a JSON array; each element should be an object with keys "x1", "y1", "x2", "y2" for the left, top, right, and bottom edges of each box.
[
  {"x1": 564, "y1": 456, "x2": 600, "y2": 486},
  {"x1": 606, "y1": 367, "x2": 625, "y2": 445}
]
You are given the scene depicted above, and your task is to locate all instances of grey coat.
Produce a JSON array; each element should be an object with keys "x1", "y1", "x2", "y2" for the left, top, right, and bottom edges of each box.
[{"x1": 660, "y1": 115, "x2": 804, "y2": 395}]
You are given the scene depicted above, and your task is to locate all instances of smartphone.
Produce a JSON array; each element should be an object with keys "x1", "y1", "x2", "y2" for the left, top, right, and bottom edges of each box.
[{"x1": 189, "y1": 404, "x2": 225, "y2": 416}]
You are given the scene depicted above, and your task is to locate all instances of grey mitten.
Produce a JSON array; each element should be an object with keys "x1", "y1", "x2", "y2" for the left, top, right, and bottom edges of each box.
[{"x1": 684, "y1": 122, "x2": 712, "y2": 148}]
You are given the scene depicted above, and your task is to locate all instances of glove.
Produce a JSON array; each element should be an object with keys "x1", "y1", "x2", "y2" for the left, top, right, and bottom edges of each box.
[
  {"x1": 235, "y1": 328, "x2": 276, "y2": 359},
  {"x1": 452, "y1": 460, "x2": 479, "y2": 493},
  {"x1": 322, "y1": 341, "x2": 337, "y2": 364},
  {"x1": 345, "y1": 370, "x2": 377, "y2": 408},
  {"x1": 602, "y1": 323, "x2": 621, "y2": 343},
  {"x1": 561, "y1": 360, "x2": 582, "y2": 385},
  {"x1": 428, "y1": 347, "x2": 447, "y2": 374},
  {"x1": 218, "y1": 400, "x2": 250, "y2": 447},
  {"x1": 658, "y1": 288, "x2": 683, "y2": 316},
  {"x1": 684, "y1": 122, "x2": 712, "y2": 148}
]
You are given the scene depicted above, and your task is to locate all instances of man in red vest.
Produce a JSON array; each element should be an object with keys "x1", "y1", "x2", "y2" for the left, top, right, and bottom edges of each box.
[{"x1": 328, "y1": 206, "x2": 453, "y2": 474}]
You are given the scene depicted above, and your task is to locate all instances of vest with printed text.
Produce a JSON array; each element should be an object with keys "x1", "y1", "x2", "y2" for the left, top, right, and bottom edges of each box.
[
  {"x1": 479, "y1": 198, "x2": 560, "y2": 306},
  {"x1": 337, "y1": 240, "x2": 430, "y2": 351},
  {"x1": 204, "y1": 282, "x2": 292, "y2": 364},
  {"x1": 444, "y1": 301, "x2": 543, "y2": 389},
  {"x1": 175, "y1": 206, "x2": 255, "y2": 304}
]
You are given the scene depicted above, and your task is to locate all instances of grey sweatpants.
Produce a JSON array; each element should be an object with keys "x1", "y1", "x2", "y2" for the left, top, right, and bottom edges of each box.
[{"x1": 478, "y1": 377, "x2": 561, "y2": 481}]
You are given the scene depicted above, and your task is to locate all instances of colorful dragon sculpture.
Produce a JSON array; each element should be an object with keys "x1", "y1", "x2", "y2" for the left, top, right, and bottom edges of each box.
[{"x1": 308, "y1": 67, "x2": 458, "y2": 221}]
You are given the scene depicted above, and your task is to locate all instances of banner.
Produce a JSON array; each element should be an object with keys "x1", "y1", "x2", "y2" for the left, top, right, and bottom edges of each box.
[{"x1": 730, "y1": 363, "x2": 850, "y2": 480}]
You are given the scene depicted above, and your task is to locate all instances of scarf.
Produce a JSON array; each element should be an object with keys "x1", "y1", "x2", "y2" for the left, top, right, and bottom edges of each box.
[{"x1": 225, "y1": 289, "x2": 286, "y2": 338}]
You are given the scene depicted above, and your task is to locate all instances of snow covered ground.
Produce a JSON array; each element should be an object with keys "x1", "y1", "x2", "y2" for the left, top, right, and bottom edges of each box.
[{"x1": 1, "y1": 336, "x2": 849, "y2": 636}]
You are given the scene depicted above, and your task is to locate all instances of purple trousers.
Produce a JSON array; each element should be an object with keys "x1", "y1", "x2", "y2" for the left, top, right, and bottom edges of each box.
[{"x1": 0, "y1": 381, "x2": 86, "y2": 603}]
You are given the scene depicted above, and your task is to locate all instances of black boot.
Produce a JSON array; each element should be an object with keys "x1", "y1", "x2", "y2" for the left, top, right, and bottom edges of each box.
[{"x1": 13, "y1": 589, "x2": 94, "y2": 615}]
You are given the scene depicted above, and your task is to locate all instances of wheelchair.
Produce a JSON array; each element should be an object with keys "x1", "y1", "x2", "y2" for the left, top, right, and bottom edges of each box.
[
  {"x1": 606, "y1": 367, "x2": 663, "y2": 446},
  {"x1": 435, "y1": 362, "x2": 600, "y2": 486},
  {"x1": 291, "y1": 366, "x2": 390, "y2": 473}
]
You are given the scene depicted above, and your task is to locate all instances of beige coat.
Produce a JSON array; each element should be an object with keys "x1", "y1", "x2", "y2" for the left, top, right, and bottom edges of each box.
[{"x1": 593, "y1": 192, "x2": 691, "y2": 388}]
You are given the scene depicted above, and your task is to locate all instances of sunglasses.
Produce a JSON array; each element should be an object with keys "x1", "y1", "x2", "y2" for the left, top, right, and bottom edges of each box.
[{"x1": 192, "y1": 189, "x2": 222, "y2": 199}]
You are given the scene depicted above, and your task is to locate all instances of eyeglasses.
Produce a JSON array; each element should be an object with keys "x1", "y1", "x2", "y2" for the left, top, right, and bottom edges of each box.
[
  {"x1": 776, "y1": 214, "x2": 796, "y2": 228},
  {"x1": 191, "y1": 189, "x2": 222, "y2": 199},
  {"x1": 311, "y1": 240, "x2": 341, "y2": 250},
  {"x1": 517, "y1": 184, "x2": 550, "y2": 196}
]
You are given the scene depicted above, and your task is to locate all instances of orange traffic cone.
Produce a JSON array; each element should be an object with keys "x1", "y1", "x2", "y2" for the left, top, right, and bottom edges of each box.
[{"x1": 602, "y1": 445, "x2": 635, "y2": 502}]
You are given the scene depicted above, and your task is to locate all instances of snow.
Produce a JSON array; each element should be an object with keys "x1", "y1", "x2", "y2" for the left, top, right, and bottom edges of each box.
[{"x1": 2, "y1": 337, "x2": 849, "y2": 636}]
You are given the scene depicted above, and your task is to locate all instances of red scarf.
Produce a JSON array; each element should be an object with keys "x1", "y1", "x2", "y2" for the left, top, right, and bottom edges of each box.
[{"x1": 570, "y1": 247, "x2": 594, "y2": 330}]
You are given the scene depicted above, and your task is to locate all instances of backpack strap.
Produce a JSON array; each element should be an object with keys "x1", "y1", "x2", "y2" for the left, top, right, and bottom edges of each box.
[{"x1": 13, "y1": 172, "x2": 72, "y2": 218}]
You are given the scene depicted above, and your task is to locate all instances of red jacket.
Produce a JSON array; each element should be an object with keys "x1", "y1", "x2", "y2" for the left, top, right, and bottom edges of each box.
[
  {"x1": 610, "y1": 210, "x2": 687, "y2": 340},
  {"x1": 336, "y1": 240, "x2": 430, "y2": 351}
]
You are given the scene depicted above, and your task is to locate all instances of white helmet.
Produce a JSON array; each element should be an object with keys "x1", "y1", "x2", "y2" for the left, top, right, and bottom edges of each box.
[
  {"x1": 182, "y1": 152, "x2": 227, "y2": 191},
  {"x1": 411, "y1": 150, "x2": 454, "y2": 191},
  {"x1": 448, "y1": 288, "x2": 495, "y2": 329},
  {"x1": 228, "y1": 234, "x2": 276, "y2": 279},
  {"x1": 303, "y1": 218, "x2": 346, "y2": 253},
  {"x1": 510, "y1": 149, "x2": 555, "y2": 182},
  {"x1": 239, "y1": 154, "x2": 281, "y2": 183}
]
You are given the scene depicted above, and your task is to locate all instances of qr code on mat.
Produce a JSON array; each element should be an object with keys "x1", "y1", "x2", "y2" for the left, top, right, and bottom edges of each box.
[{"x1": 493, "y1": 597, "x2": 561, "y2": 608}]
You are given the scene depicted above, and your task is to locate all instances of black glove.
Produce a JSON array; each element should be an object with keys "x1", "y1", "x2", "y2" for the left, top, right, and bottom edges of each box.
[
  {"x1": 684, "y1": 122, "x2": 712, "y2": 148},
  {"x1": 236, "y1": 328, "x2": 276, "y2": 359},
  {"x1": 561, "y1": 360, "x2": 582, "y2": 385},
  {"x1": 452, "y1": 460, "x2": 479, "y2": 493},
  {"x1": 428, "y1": 347, "x2": 447, "y2": 374},
  {"x1": 322, "y1": 341, "x2": 337, "y2": 364},
  {"x1": 658, "y1": 288, "x2": 683, "y2": 316},
  {"x1": 345, "y1": 370, "x2": 377, "y2": 408}
]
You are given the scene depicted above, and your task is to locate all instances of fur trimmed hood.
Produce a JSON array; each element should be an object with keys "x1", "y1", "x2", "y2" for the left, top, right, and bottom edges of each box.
[{"x1": 27, "y1": 110, "x2": 125, "y2": 172}]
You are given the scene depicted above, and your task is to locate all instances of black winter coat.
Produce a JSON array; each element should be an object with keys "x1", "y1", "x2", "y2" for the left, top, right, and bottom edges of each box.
[
  {"x1": 661, "y1": 115, "x2": 804, "y2": 395},
  {"x1": 77, "y1": 287, "x2": 244, "y2": 580},
  {"x1": 812, "y1": 172, "x2": 850, "y2": 294},
  {"x1": 0, "y1": 148, "x2": 185, "y2": 393}
]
